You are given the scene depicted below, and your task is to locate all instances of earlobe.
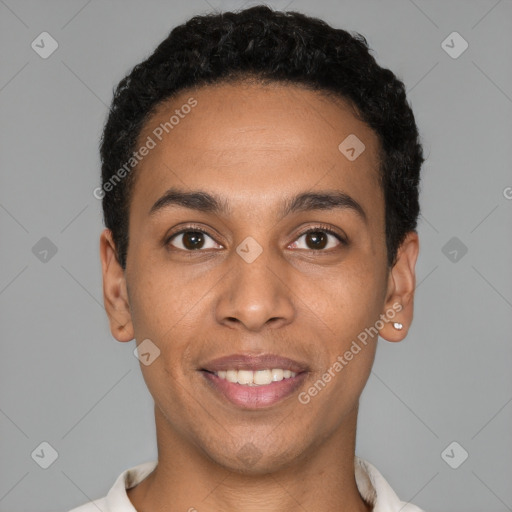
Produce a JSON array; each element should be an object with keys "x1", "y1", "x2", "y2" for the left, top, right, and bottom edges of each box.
[
  {"x1": 379, "y1": 231, "x2": 419, "y2": 343},
  {"x1": 99, "y1": 229, "x2": 134, "y2": 342}
]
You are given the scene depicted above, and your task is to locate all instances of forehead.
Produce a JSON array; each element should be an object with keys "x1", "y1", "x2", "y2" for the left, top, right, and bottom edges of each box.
[{"x1": 132, "y1": 82, "x2": 383, "y2": 222}]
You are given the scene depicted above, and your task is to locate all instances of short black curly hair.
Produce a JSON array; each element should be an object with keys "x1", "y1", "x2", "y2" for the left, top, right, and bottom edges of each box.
[{"x1": 99, "y1": 4, "x2": 423, "y2": 269}]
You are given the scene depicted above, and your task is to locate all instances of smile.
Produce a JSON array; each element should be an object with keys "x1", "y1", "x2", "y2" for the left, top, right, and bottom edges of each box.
[
  {"x1": 201, "y1": 369, "x2": 307, "y2": 409},
  {"x1": 214, "y1": 368, "x2": 297, "y2": 386}
]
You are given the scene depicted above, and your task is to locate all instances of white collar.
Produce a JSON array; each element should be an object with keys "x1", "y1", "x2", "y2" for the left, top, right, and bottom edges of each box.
[{"x1": 94, "y1": 457, "x2": 424, "y2": 512}]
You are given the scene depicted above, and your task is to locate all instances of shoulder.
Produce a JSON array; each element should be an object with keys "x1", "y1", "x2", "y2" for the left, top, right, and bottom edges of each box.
[
  {"x1": 65, "y1": 460, "x2": 157, "y2": 512},
  {"x1": 67, "y1": 497, "x2": 108, "y2": 512},
  {"x1": 355, "y1": 457, "x2": 426, "y2": 512}
]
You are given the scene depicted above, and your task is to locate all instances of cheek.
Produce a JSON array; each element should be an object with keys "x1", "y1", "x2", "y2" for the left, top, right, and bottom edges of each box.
[
  {"x1": 309, "y1": 262, "x2": 385, "y2": 334},
  {"x1": 128, "y1": 270, "x2": 196, "y2": 411},
  {"x1": 303, "y1": 267, "x2": 383, "y2": 413},
  {"x1": 127, "y1": 263, "x2": 209, "y2": 392},
  {"x1": 302, "y1": 262, "x2": 385, "y2": 398},
  {"x1": 127, "y1": 261, "x2": 196, "y2": 337}
]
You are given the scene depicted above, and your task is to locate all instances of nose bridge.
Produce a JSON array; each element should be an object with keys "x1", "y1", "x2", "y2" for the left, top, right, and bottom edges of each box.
[{"x1": 215, "y1": 238, "x2": 295, "y2": 331}]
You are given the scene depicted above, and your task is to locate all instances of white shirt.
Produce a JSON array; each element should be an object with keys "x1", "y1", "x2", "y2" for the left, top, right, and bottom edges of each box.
[{"x1": 68, "y1": 457, "x2": 425, "y2": 512}]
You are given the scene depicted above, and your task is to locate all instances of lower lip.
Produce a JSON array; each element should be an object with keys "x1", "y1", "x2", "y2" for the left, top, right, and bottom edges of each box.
[{"x1": 201, "y1": 371, "x2": 308, "y2": 409}]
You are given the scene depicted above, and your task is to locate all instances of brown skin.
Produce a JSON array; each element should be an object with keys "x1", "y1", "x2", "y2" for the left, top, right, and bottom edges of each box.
[{"x1": 100, "y1": 82, "x2": 419, "y2": 512}]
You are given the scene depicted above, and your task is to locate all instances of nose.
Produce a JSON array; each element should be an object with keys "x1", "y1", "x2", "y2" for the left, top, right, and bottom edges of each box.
[{"x1": 214, "y1": 247, "x2": 296, "y2": 332}]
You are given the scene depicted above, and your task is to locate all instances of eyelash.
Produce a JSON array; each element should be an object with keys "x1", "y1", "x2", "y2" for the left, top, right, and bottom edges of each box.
[
  {"x1": 165, "y1": 223, "x2": 348, "y2": 252},
  {"x1": 292, "y1": 225, "x2": 348, "y2": 250}
]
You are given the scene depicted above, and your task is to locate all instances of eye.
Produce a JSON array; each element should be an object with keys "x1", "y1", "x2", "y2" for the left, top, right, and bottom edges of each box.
[
  {"x1": 289, "y1": 227, "x2": 346, "y2": 251},
  {"x1": 166, "y1": 229, "x2": 222, "y2": 251}
]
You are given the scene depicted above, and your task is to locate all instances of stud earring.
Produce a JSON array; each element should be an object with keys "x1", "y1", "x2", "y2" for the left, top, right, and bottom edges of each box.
[{"x1": 392, "y1": 322, "x2": 403, "y2": 330}]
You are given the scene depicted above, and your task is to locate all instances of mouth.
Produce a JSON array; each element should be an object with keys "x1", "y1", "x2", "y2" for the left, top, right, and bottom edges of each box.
[{"x1": 199, "y1": 353, "x2": 309, "y2": 409}]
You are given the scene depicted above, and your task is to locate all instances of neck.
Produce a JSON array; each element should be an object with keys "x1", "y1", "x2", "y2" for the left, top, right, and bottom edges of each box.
[{"x1": 127, "y1": 405, "x2": 372, "y2": 512}]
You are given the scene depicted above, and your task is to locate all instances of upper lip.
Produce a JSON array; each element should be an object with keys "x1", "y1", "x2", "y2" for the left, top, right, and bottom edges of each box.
[{"x1": 201, "y1": 353, "x2": 309, "y2": 373}]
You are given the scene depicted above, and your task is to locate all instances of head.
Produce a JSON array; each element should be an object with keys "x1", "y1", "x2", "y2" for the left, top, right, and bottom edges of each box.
[{"x1": 99, "y1": 5, "x2": 422, "y2": 473}]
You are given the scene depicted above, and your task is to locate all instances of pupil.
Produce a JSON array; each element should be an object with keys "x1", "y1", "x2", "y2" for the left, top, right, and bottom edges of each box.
[
  {"x1": 306, "y1": 231, "x2": 327, "y2": 250},
  {"x1": 183, "y1": 231, "x2": 204, "y2": 250}
]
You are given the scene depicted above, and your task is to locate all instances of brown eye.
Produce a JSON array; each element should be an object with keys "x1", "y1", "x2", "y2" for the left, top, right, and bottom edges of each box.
[
  {"x1": 182, "y1": 231, "x2": 205, "y2": 250},
  {"x1": 305, "y1": 231, "x2": 328, "y2": 250},
  {"x1": 167, "y1": 230, "x2": 221, "y2": 251},
  {"x1": 289, "y1": 228, "x2": 345, "y2": 251}
]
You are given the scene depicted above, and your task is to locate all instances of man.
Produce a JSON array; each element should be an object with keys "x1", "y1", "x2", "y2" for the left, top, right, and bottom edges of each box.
[{"x1": 73, "y1": 5, "x2": 424, "y2": 511}]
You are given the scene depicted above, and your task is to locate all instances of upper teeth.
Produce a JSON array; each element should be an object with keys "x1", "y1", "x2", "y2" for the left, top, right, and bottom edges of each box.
[{"x1": 215, "y1": 369, "x2": 297, "y2": 386}]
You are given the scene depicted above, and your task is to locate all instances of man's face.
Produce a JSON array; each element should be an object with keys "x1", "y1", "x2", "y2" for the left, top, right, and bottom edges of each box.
[{"x1": 106, "y1": 82, "x2": 399, "y2": 472}]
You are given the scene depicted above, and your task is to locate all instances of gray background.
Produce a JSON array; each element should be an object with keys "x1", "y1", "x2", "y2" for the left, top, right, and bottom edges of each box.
[{"x1": 1, "y1": 0, "x2": 511, "y2": 511}]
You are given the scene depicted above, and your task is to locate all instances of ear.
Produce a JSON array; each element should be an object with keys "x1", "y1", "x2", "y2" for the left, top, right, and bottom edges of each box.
[
  {"x1": 99, "y1": 228, "x2": 134, "y2": 342},
  {"x1": 379, "y1": 231, "x2": 419, "y2": 342}
]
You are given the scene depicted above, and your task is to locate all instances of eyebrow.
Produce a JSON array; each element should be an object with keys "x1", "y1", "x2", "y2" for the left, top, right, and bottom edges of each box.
[
  {"x1": 281, "y1": 190, "x2": 367, "y2": 223},
  {"x1": 149, "y1": 187, "x2": 367, "y2": 223},
  {"x1": 149, "y1": 188, "x2": 231, "y2": 216}
]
